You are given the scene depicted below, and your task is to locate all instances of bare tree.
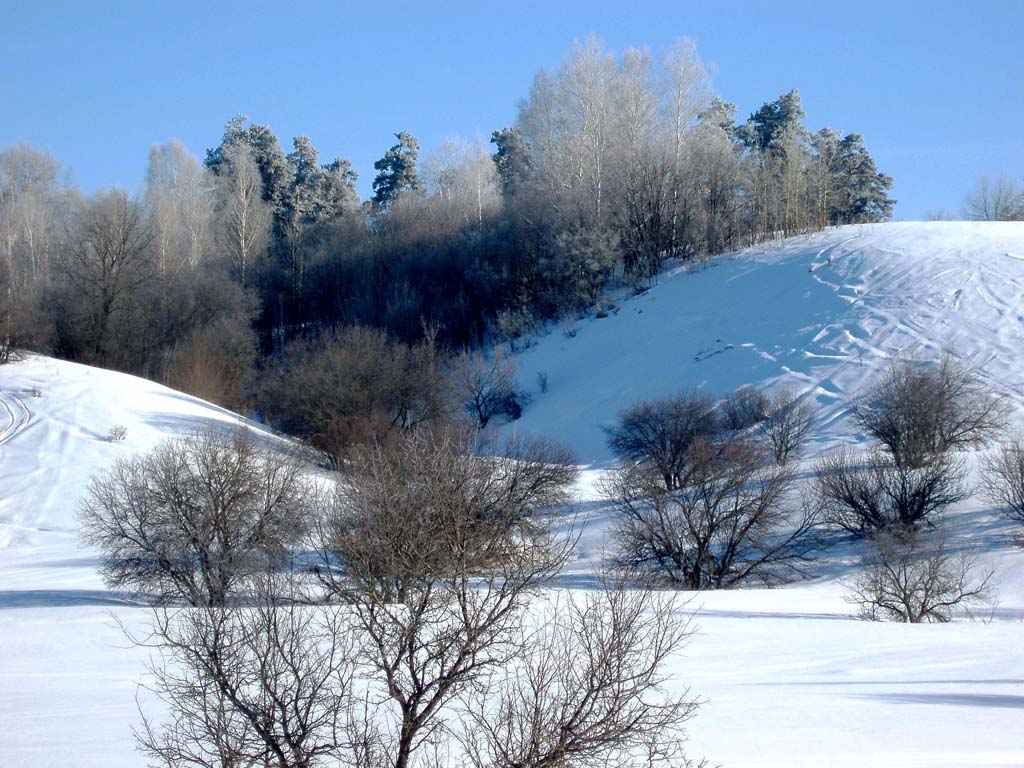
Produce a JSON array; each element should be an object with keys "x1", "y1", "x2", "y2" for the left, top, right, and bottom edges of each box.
[
  {"x1": 80, "y1": 428, "x2": 316, "y2": 605},
  {"x1": 449, "y1": 347, "x2": 524, "y2": 428},
  {"x1": 316, "y1": 428, "x2": 579, "y2": 768},
  {"x1": 606, "y1": 389, "x2": 718, "y2": 491},
  {"x1": 605, "y1": 436, "x2": 816, "y2": 589},
  {"x1": 60, "y1": 188, "x2": 154, "y2": 362},
  {"x1": 815, "y1": 448, "x2": 968, "y2": 535},
  {"x1": 462, "y1": 582, "x2": 701, "y2": 768},
  {"x1": 215, "y1": 144, "x2": 271, "y2": 286},
  {"x1": 844, "y1": 530, "x2": 994, "y2": 622},
  {"x1": 134, "y1": 428, "x2": 702, "y2": 768},
  {"x1": 981, "y1": 437, "x2": 1024, "y2": 529},
  {"x1": 421, "y1": 138, "x2": 502, "y2": 230},
  {"x1": 258, "y1": 326, "x2": 449, "y2": 463},
  {"x1": 853, "y1": 353, "x2": 1008, "y2": 469},
  {"x1": 0, "y1": 143, "x2": 68, "y2": 287},
  {"x1": 136, "y1": 573, "x2": 358, "y2": 768},
  {"x1": 963, "y1": 172, "x2": 1024, "y2": 221},
  {"x1": 762, "y1": 385, "x2": 816, "y2": 464},
  {"x1": 718, "y1": 385, "x2": 770, "y2": 432},
  {"x1": 145, "y1": 140, "x2": 215, "y2": 277}
]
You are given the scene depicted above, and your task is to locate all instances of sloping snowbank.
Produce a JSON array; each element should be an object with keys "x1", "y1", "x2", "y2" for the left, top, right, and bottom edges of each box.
[{"x1": 506, "y1": 222, "x2": 1024, "y2": 465}]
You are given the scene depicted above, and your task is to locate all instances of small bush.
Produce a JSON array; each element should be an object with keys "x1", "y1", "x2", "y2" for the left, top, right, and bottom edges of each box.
[
  {"x1": 606, "y1": 389, "x2": 719, "y2": 491},
  {"x1": 562, "y1": 314, "x2": 579, "y2": 339},
  {"x1": 107, "y1": 425, "x2": 128, "y2": 442},
  {"x1": 536, "y1": 370, "x2": 549, "y2": 394},
  {"x1": 981, "y1": 438, "x2": 1024, "y2": 526},
  {"x1": 605, "y1": 435, "x2": 817, "y2": 589},
  {"x1": 719, "y1": 386, "x2": 770, "y2": 432},
  {"x1": 845, "y1": 530, "x2": 994, "y2": 623},
  {"x1": 762, "y1": 386, "x2": 816, "y2": 464},
  {"x1": 815, "y1": 448, "x2": 968, "y2": 535},
  {"x1": 450, "y1": 347, "x2": 526, "y2": 428},
  {"x1": 854, "y1": 353, "x2": 1008, "y2": 469}
]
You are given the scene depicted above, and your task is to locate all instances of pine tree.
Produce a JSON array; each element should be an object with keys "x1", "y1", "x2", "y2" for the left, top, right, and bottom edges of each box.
[
  {"x1": 322, "y1": 157, "x2": 360, "y2": 213},
  {"x1": 833, "y1": 133, "x2": 895, "y2": 223},
  {"x1": 372, "y1": 131, "x2": 421, "y2": 209},
  {"x1": 490, "y1": 127, "x2": 531, "y2": 195}
]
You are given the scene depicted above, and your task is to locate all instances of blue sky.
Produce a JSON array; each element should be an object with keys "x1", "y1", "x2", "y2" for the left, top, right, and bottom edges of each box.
[{"x1": 2, "y1": 0, "x2": 1022, "y2": 219}]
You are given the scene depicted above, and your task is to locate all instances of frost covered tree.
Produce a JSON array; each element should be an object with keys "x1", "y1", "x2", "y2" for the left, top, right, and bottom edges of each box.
[
  {"x1": 214, "y1": 144, "x2": 271, "y2": 286},
  {"x1": 422, "y1": 138, "x2": 501, "y2": 228},
  {"x1": 490, "y1": 126, "x2": 531, "y2": 195},
  {"x1": 144, "y1": 140, "x2": 214, "y2": 276}
]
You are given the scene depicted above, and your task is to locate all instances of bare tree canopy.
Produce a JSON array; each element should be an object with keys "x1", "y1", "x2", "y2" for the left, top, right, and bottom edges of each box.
[
  {"x1": 606, "y1": 434, "x2": 816, "y2": 589},
  {"x1": 815, "y1": 448, "x2": 968, "y2": 535},
  {"x1": 963, "y1": 172, "x2": 1024, "y2": 221},
  {"x1": 981, "y1": 437, "x2": 1024, "y2": 529},
  {"x1": 606, "y1": 389, "x2": 719, "y2": 491},
  {"x1": 853, "y1": 353, "x2": 1008, "y2": 469},
  {"x1": 80, "y1": 428, "x2": 316, "y2": 605},
  {"x1": 844, "y1": 530, "x2": 994, "y2": 623}
]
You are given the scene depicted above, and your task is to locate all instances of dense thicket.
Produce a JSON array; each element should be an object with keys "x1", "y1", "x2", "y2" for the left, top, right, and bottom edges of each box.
[{"x1": 1, "y1": 37, "x2": 893, "y2": 421}]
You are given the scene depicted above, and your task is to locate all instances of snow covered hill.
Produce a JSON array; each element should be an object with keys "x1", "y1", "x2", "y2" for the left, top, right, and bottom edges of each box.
[
  {"x1": 0, "y1": 355, "x2": 276, "y2": 552},
  {"x1": 506, "y1": 221, "x2": 1024, "y2": 465},
  {"x1": 2, "y1": 222, "x2": 1024, "y2": 767}
]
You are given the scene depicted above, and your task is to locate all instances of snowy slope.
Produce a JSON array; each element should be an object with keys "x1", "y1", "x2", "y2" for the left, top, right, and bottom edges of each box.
[
  {"x1": 0, "y1": 355, "x2": 275, "y2": 551},
  {"x1": 506, "y1": 222, "x2": 1024, "y2": 465},
  {"x1": 3, "y1": 223, "x2": 1024, "y2": 767}
]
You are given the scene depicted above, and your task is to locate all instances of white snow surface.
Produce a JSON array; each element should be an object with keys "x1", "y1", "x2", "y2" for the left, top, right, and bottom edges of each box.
[
  {"x1": 506, "y1": 221, "x2": 1024, "y2": 466},
  {"x1": 3, "y1": 222, "x2": 1024, "y2": 767}
]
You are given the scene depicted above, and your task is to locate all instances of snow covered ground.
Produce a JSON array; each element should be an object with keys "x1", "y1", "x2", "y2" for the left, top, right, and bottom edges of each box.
[{"x1": 3, "y1": 222, "x2": 1024, "y2": 767}]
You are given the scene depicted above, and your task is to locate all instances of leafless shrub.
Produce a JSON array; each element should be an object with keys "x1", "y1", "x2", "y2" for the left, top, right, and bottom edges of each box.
[
  {"x1": 318, "y1": 427, "x2": 576, "y2": 601},
  {"x1": 163, "y1": 314, "x2": 257, "y2": 412},
  {"x1": 815, "y1": 448, "x2": 968, "y2": 536},
  {"x1": 853, "y1": 353, "x2": 1008, "y2": 469},
  {"x1": 135, "y1": 428, "x2": 703, "y2": 768},
  {"x1": 136, "y1": 573, "x2": 358, "y2": 768},
  {"x1": 80, "y1": 428, "x2": 316, "y2": 606},
  {"x1": 762, "y1": 385, "x2": 816, "y2": 464},
  {"x1": 719, "y1": 385, "x2": 770, "y2": 432},
  {"x1": 844, "y1": 530, "x2": 995, "y2": 622},
  {"x1": 607, "y1": 389, "x2": 719, "y2": 491},
  {"x1": 462, "y1": 582, "x2": 702, "y2": 768},
  {"x1": 981, "y1": 438, "x2": 1024, "y2": 537},
  {"x1": 496, "y1": 306, "x2": 537, "y2": 352},
  {"x1": 258, "y1": 325, "x2": 448, "y2": 463},
  {"x1": 605, "y1": 436, "x2": 817, "y2": 589},
  {"x1": 107, "y1": 425, "x2": 128, "y2": 442},
  {"x1": 536, "y1": 370, "x2": 548, "y2": 394},
  {"x1": 316, "y1": 428, "x2": 697, "y2": 768},
  {"x1": 561, "y1": 313, "x2": 579, "y2": 339},
  {"x1": 449, "y1": 347, "x2": 526, "y2": 428}
]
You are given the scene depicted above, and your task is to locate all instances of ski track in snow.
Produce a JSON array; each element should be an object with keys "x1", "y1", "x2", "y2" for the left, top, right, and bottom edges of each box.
[
  {"x1": 0, "y1": 389, "x2": 31, "y2": 446},
  {"x1": 505, "y1": 222, "x2": 1024, "y2": 466}
]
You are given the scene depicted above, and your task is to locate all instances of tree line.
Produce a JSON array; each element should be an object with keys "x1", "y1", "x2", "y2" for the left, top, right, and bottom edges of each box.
[{"x1": 0, "y1": 37, "x2": 894, "y2": 413}]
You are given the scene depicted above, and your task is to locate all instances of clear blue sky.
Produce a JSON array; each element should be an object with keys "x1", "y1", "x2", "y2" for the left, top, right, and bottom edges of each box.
[{"x1": 3, "y1": 0, "x2": 1022, "y2": 219}]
